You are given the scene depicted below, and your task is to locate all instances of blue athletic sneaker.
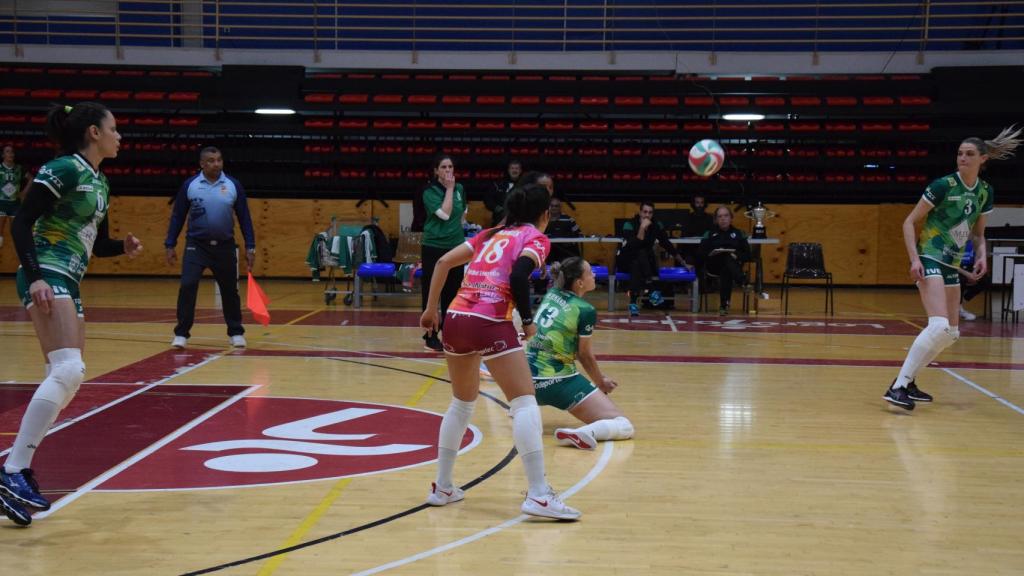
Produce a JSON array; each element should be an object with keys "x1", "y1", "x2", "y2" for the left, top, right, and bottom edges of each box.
[
  {"x1": 0, "y1": 490, "x2": 31, "y2": 526},
  {"x1": 628, "y1": 303, "x2": 640, "y2": 317},
  {"x1": 0, "y1": 468, "x2": 51, "y2": 510},
  {"x1": 649, "y1": 290, "x2": 664, "y2": 307}
]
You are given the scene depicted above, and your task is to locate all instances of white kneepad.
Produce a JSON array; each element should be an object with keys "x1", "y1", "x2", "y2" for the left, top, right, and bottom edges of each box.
[
  {"x1": 38, "y1": 348, "x2": 85, "y2": 409},
  {"x1": 925, "y1": 316, "x2": 957, "y2": 349}
]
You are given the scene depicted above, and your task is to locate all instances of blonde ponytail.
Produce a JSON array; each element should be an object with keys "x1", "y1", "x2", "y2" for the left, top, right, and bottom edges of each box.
[{"x1": 982, "y1": 125, "x2": 1023, "y2": 161}]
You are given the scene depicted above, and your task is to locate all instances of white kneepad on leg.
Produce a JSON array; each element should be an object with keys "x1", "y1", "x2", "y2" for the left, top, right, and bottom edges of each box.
[
  {"x1": 925, "y1": 316, "x2": 957, "y2": 350},
  {"x1": 38, "y1": 348, "x2": 85, "y2": 410}
]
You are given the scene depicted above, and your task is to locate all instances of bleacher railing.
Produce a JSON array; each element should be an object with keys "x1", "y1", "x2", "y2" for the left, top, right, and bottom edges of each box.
[{"x1": 1, "y1": 1, "x2": 1021, "y2": 54}]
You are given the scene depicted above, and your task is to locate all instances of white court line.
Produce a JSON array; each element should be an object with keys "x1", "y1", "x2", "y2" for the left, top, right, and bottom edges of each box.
[
  {"x1": 664, "y1": 314, "x2": 678, "y2": 332},
  {"x1": 35, "y1": 384, "x2": 259, "y2": 519},
  {"x1": 942, "y1": 367, "x2": 1024, "y2": 416},
  {"x1": 0, "y1": 353, "x2": 224, "y2": 459},
  {"x1": 352, "y1": 441, "x2": 615, "y2": 576}
]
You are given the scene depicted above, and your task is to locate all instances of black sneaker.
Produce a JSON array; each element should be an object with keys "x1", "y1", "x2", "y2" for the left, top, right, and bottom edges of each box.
[
  {"x1": 883, "y1": 386, "x2": 915, "y2": 410},
  {"x1": 423, "y1": 334, "x2": 444, "y2": 352},
  {"x1": 719, "y1": 303, "x2": 730, "y2": 316},
  {"x1": 0, "y1": 490, "x2": 31, "y2": 526},
  {"x1": 906, "y1": 382, "x2": 933, "y2": 402},
  {"x1": 0, "y1": 468, "x2": 50, "y2": 510}
]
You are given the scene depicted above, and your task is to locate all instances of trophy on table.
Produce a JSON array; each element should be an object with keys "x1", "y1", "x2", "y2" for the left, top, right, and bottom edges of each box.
[{"x1": 744, "y1": 202, "x2": 776, "y2": 239}]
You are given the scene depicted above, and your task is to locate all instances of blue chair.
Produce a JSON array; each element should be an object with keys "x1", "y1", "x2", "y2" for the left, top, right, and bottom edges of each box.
[
  {"x1": 658, "y1": 267, "x2": 699, "y2": 312},
  {"x1": 353, "y1": 262, "x2": 397, "y2": 308}
]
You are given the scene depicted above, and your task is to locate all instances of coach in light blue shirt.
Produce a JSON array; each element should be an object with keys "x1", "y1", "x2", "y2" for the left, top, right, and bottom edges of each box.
[{"x1": 164, "y1": 146, "x2": 256, "y2": 349}]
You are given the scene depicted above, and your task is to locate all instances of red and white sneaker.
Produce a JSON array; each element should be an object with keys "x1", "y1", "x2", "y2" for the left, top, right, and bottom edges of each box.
[
  {"x1": 554, "y1": 428, "x2": 597, "y2": 450},
  {"x1": 521, "y1": 486, "x2": 581, "y2": 520},
  {"x1": 425, "y1": 482, "x2": 464, "y2": 506}
]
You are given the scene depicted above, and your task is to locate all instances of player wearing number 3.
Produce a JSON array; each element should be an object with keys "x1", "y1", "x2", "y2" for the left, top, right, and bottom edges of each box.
[
  {"x1": 420, "y1": 183, "x2": 581, "y2": 520},
  {"x1": 528, "y1": 257, "x2": 634, "y2": 450},
  {"x1": 884, "y1": 126, "x2": 1021, "y2": 410}
]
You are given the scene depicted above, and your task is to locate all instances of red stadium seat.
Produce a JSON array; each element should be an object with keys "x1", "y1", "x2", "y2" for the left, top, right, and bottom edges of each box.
[
  {"x1": 442, "y1": 120, "x2": 471, "y2": 130},
  {"x1": 477, "y1": 95, "x2": 506, "y2": 105},
  {"x1": 545, "y1": 96, "x2": 574, "y2": 105},
  {"x1": 649, "y1": 96, "x2": 679, "y2": 106},
  {"x1": 614, "y1": 96, "x2": 644, "y2": 106},
  {"x1": 898, "y1": 122, "x2": 930, "y2": 131},
  {"x1": 372, "y1": 94, "x2": 403, "y2": 104},
  {"x1": 339, "y1": 94, "x2": 369, "y2": 104},
  {"x1": 510, "y1": 95, "x2": 540, "y2": 105},
  {"x1": 408, "y1": 95, "x2": 438, "y2": 105},
  {"x1": 134, "y1": 91, "x2": 166, "y2": 101},
  {"x1": 754, "y1": 96, "x2": 786, "y2": 106},
  {"x1": 861, "y1": 122, "x2": 894, "y2": 132},
  {"x1": 826, "y1": 96, "x2": 857, "y2": 106},
  {"x1": 581, "y1": 96, "x2": 609, "y2": 106},
  {"x1": 66, "y1": 90, "x2": 98, "y2": 99},
  {"x1": 863, "y1": 96, "x2": 895, "y2": 106},
  {"x1": 30, "y1": 89, "x2": 61, "y2": 99},
  {"x1": 371, "y1": 119, "x2": 403, "y2": 130},
  {"x1": 304, "y1": 93, "x2": 335, "y2": 103},
  {"x1": 684, "y1": 96, "x2": 713, "y2": 106},
  {"x1": 169, "y1": 117, "x2": 199, "y2": 127},
  {"x1": 719, "y1": 96, "x2": 750, "y2": 106},
  {"x1": 406, "y1": 120, "x2": 437, "y2": 130},
  {"x1": 899, "y1": 96, "x2": 932, "y2": 105},
  {"x1": 790, "y1": 96, "x2": 821, "y2": 106},
  {"x1": 168, "y1": 92, "x2": 200, "y2": 102},
  {"x1": 337, "y1": 119, "x2": 367, "y2": 129},
  {"x1": 442, "y1": 95, "x2": 471, "y2": 105},
  {"x1": 0, "y1": 88, "x2": 29, "y2": 98},
  {"x1": 100, "y1": 90, "x2": 132, "y2": 100},
  {"x1": 786, "y1": 120, "x2": 819, "y2": 132},
  {"x1": 510, "y1": 120, "x2": 539, "y2": 131}
]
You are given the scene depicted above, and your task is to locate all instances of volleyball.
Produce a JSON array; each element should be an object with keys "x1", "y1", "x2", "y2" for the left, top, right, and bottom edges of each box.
[{"x1": 688, "y1": 139, "x2": 726, "y2": 177}]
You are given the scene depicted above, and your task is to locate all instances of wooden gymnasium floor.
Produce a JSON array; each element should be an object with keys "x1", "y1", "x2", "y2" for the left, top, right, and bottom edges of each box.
[{"x1": 0, "y1": 276, "x2": 1022, "y2": 575}]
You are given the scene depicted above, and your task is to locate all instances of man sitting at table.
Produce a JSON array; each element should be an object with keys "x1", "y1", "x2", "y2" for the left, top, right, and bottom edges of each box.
[
  {"x1": 616, "y1": 201, "x2": 687, "y2": 317},
  {"x1": 697, "y1": 205, "x2": 752, "y2": 315}
]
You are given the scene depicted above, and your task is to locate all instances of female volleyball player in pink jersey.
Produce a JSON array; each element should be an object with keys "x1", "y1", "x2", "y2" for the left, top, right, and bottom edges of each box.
[{"x1": 420, "y1": 182, "x2": 580, "y2": 521}]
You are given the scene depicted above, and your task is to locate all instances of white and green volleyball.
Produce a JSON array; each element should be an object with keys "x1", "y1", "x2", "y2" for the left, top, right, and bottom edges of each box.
[{"x1": 688, "y1": 139, "x2": 725, "y2": 177}]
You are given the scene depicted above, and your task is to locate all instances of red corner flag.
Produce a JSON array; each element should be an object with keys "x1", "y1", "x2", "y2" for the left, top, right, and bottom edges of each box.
[{"x1": 247, "y1": 272, "x2": 271, "y2": 326}]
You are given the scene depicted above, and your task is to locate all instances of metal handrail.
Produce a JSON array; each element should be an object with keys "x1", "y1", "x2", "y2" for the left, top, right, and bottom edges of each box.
[{"x1": 0, "y1": 0, "x2": 1020, "y2": 51}]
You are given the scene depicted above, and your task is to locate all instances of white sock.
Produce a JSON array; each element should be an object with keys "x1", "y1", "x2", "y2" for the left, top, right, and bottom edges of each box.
[
  {"x1": 434, "y1": 397, "x2": 475, "y2": 489},
  {"x1": 577, "y1": 416, "x2": 635, "y2": 441},
  {"x1": 509, "y1": 395, "x2": 547, "y2": 496},
  {"x1": 894, "y1": 316, "x2": 956, "y2": 388},
  {"x1": 4, "y1": 398, "x2": 60, "y2": 473}
]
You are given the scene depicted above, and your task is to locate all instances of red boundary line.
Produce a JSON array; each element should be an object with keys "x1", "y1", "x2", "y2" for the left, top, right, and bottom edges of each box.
[{"x1": 231, "y1": 349, "x2": 1024, "y2": 371}]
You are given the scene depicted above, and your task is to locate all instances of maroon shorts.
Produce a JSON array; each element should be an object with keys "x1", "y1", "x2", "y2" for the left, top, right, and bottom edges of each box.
[{"x1": 442, "y1": 311, "x2": 522, "y2": 359}]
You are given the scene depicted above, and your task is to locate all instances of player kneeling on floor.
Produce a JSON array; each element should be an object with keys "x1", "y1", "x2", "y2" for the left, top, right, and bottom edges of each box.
[{"x1": 527, "y1": 257, "x2": 634, "y2": 450}]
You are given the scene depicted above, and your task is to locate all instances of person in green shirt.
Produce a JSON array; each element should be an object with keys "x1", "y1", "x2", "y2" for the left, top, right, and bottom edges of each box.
[
  {"x1": 527, "y1": 256, "x2": 634, "y2": 450},
  {"x1": 0, "y1": 143, "x2": 29, "y2": 248},
  {"x1": 1, "y1": 102, "x2": 143, "y2": 527},
  {"x1": 884, "y1": 126, "x2": 1021, "y2": 411},
  {"x1": 419, "y1": 153, "x2": 468, "y2": 351}
]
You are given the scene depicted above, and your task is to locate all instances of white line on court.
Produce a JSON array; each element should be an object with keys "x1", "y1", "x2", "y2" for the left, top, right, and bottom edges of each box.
[
  {"x1": 35, "y1": 384, "x2": 259, "y2": 519},
  {"x1": 351, "y1": 440, "x2": 615, "y2": 576},
  {"x1": 0, "y1": 353, "x2": 224, "y2": 459},
  {"x1": 942, "y1": 367, "x2": 1024, "y2": 416},
  {"x1": 664, "y1": 314, "x2": 678, "y2": 332}
]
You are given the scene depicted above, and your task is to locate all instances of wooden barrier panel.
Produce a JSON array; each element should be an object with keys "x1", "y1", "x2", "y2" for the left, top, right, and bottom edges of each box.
[{"x1": 0, "y1": 198, "x2": 1015, "y2": 285}]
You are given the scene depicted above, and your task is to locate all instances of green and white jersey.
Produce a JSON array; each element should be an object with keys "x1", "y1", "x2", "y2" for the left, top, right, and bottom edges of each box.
[
  {"x1": 1, "y1": 162, "x2": 23, "y2": 200},
  {"x1": 31, "y1": 154, "x2": 110, "y2": 283},
  {"x1": 919, "y1": 172, "x2": 993, "y2": 269},
  {"x1": 527, "y1": 288, "x2": 597, "y2": 379}
]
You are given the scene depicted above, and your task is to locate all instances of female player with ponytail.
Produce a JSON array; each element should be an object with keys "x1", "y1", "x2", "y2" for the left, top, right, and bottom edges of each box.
[
  {"x1": 527, "y1": 257, "x2": 634, "y2": 449},
  {"x1": 885, "y1": 126, "x2": 1021, "y2": 410},
  {"x1": 420, "y1": 182, "x2": 580, "y2": 520},
  {"x1": 0, "y1": 103, "x2": 142, "y2": 526}
]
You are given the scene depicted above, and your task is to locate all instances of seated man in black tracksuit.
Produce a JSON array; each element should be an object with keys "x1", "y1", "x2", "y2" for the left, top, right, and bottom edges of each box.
[
  {"x1": 697, "y1": 205, "x2": 752, "y2": 315},
  {"x1": 616, "y1": 202, "x2": 686, "y2": 316}
]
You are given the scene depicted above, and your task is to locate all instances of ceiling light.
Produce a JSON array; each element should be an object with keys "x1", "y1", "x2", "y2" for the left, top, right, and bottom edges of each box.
[
  {"x1": 722, "y1": 113, "x2": 765, "y2": 121},
  {"x1": 255, "y1": 108, "x2": 296, "y2": 115}
]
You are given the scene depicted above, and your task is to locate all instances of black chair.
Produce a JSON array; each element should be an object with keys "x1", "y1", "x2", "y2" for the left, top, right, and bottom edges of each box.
[
  {"x1": 700, "y1": 263, "x2": 751, "y2": 314},
  {"x1": 781, "y1": 242, "x2": 834, "y2": 315}
]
